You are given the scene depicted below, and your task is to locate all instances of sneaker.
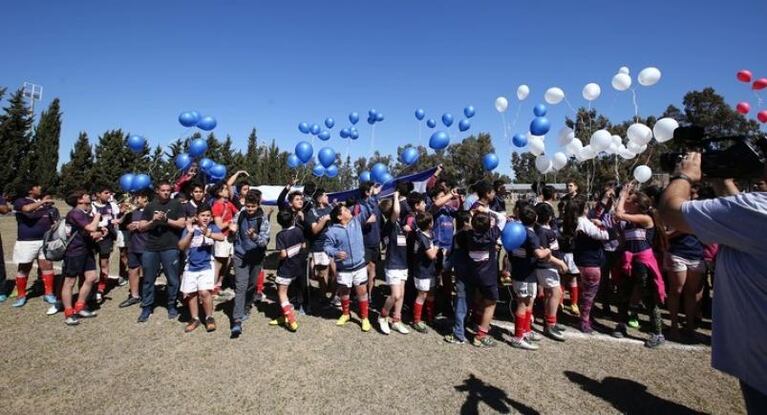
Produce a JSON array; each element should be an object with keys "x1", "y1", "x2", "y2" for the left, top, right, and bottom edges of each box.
[
  {"x1": 472, "y1": 336, "x2": 497, "y2": 348},
  {"x1": 205, "y1": 317, "x2": 217, "y2": 332},
  {"x1": 331, "y1": 296, "x2": 342, "y2": 308},
  {"x1": 544, "y1": 325, "x2": 566, "y2": 342},
  {"x1": 361, "y1": 318, "x2": 371, "y2": 332},
  {"x1": 570, "y1": 303, "x2": 580, "y2": 316},
  {"x1": 119, "y1": 296, "x2": 141, "y2": 308},
  {"x1": 644, "y1": 334, "x2": 665, "y2": 349},
  {"x1": 185, "y1": 319, "x2": 201, "y2": 333},
  {"x1": 391, "y1": 321, "x2": 410, "y2": 334},
  {"x1": 0, "y1": 294, "x2": 7, "y2": 303},
  {"x1": 525, "y1": 331, "x2": 543, "y2": 342},
  {"x1": 231, "y1": 322, "x2": 242, "y2": 338},
  {"x1": 336, "y1": 314, "x2": 350, "y2": 326},
  {"x1": 412, "y1": 321, "x2": 428, "y2": 333},
  {"x1": 510, "y1": 337, "x2": 539, "y2": 350},
  {"x1": 78, "y1": 309, "x2": 98, "y2": 318},
  {"x1": 269, "y1": 316, "x2": 286, "y2": 326},
  {"x1": 288, "y1": 320, "x2": 299, "y2": 332},
  {"x1": 444, "y1": 334, "x2": 466, "y2": 344},
  {"x1": 43, "y1": 294, "x2": 57, "y2": 304},
  {"x1": 168, "y1": 307, "x2": 180, "y2": 320},
  {"x1": 65, "y1": 316, "x2": 80, "y2": 326},
  {"x1": 611, "y1": 323, "x2": 627, "y2": 338},
  {"x1": 378, "y1": 317, "x2": 391, "y2": 335},
  {"x1": 628, "y1": 318, "x2": 640, "y2": 329},
  {"x1": 117, "y1": 277, "x2": 128, "y2": 287},
  {"x1": 96, "y1": 292, "x2": 103, "y2": 303},
  {"x1": 254, "y1": 292, "x2": 265, "y2": 303},
  {"x1": 46, "y1": 303, "x2": 62, "y2": 316},
  {"x1": 137, "y1": 307, "x2": 152, "y2": 323},
  {"x1": 554, "y1": 323, "x2": 567, "y2": 332},
  {"x1": 12, "y1": 297, "x2": 27, "y2": 308}
]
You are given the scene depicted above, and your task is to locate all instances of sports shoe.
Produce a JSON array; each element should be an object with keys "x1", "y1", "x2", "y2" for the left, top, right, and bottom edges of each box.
[
  {"x1": 544, "y1": 325, "x2": 566, "y2": 342},
  {"x1": 525, "y1": 331, "x2": 543, "y2": 342},
  {"x1": 555, "y1": 323, "x2": 567, "y2": 332},
  {"x1": 611, "y1": 323, "x2": 627, "y2": 338},
  {"x1": 336, "y1": 314, "x2": 350, "y2": 326},
  {"x1": 570, "y1": 303, "x2": 580, "y2": 316},
  {"x1": 378, "y1": 317, "x2": 391, "y2": 335},
  {"x1": 96, "y1": 292, "x2": 103, "y2": 303},
  {"x1": 391, "y1": 321, "x2": 410, "y2": 334},
  {"x1": 65, "y1": 316, "x2": 80, "y2": 326},
  {"x1": 412, "y1": 321, "x2": 428, "y2": 333},
  {"x1": 269, "y1": 316, "x2": 286, "y2": 326},
  {"x1": 117, "y1": 277, "x2": 128, "y2": 287},
  {"x1": 137, "y1": 307, "x2": 152, "y2": 323},
  {"x1": 472, "y1": 336, "x2": 497, "y2": 348},
  {"x1": 644, "y1": 334, "x2": 665, "y2": 349},
  {"x1": 168, "y1": 307, "x2": 180, "y2": 320},
  {"x1": 288, "y1": 321, "x2": 299, "y2": 332},
  {"x1": 628, "y1": 318, "x2": 640, "y2": 329},
  {"x1": 205, "y1": 317, "x2": 217, "y2": 332},
  {"x1": 119, "y1": 296, "x2": 141, "y2": 308},
  {"x1": 361, "y1": 318, "x2": 371, "y2": 332},
  {"x1": 78, "y1": 309, "x2": 97, "y2": 318},
  {"x1": 0, "y1": 294, "x2": 7, "y2": 303},
  {"x1": 46, "y1": 303, "x2": 62, "y2": 316},
  {"x1": 44, "y1": 294, "x2": 57, "y2": 304},
  {"x1": 231, "y1": 322, "x2": 242, "y2": 337},
  {"x1": 12, "y1": 297, "x2": 27, "y2": 308},
  {"x1": 331, "y1": 296, "x2": 341, "y2": 308},
  {"x1": 185, "y1": 319, "x2": 201, "y2": 333},
  {"x1": 444, "y1": 334, "x2": 466, "y2": 344},
  {"x1": 510, "y1": 337, "x2": 539, "y2": 350}
]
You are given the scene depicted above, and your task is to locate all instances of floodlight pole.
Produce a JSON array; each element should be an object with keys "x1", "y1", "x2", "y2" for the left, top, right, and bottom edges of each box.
[{"x1": 22, "y1": 82, "x2": 43, "y2": 113}]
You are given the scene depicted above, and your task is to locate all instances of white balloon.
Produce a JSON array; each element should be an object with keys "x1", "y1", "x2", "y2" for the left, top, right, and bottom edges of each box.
[
  {"x1": 494, "y1": 96, "x2": 509, "y2": 113},
  {"x1": 633, "y1": 165, "x2": 653, "y2": 183},
  {"x1": 582, "y1": 83, "x2": 601, "y2": 101},
  {"x1": 638, "y1": 67, "x2": 662, "y2": 87},
  {"x1": 605, "y1": 142, "x2": 619, "y2": 155},
  {"x1": 627, "y1": 141, "x2": 647, "y2": 154},
  {"x1": 618, "y1": 66, "x2": 630, "y2": 75},
  {"x1": 611, "y1": 135, "x2": 623, "y2": 147},
  {"x1": 516, "y1": 84, "x2": 530, "y2": 101},
  {"x1": 528, "y1": 137, "x2": 545, "y2": 156},
  {"x1": 580, "y1": 144, "x2": 596, "y2": 160},
  {"x1": 590, "y1": 129, "x2": 612, "y2": 151},
  {"x1": 552, "y1": 152, "x2": 568, "y2": 170},
  {"x1": 611, "y1": 73, "x2": 632, "y2": 91},
  {"x1": 627, "y1": 123, "x2": 653, "y2": 145},
  {"x1": 653, "y1": 117, "x2": 679, "y2": 143},
  {"x1": 535, "y1": 155, "x2": 552, "y2": 173},
  {"x1": 558, "y1": 127, "x2": 574, "y2": 146},
  {"x1": 565, "y1": 138, "x2": 583, "y2": 156},
  {"x1": 618, "y1": 148, "x2": 637, "y2": 160},
  {"x1": 544, "y1": 87, "x2": 565, "y2": 105}
]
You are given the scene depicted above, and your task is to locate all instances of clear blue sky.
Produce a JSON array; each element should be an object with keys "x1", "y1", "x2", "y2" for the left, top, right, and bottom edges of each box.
[{"x1": 2, "y1": 0, "x2": 766, "y2": 176}]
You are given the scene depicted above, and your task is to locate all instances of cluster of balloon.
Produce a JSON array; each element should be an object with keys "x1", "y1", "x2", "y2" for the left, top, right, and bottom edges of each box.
[
  {"x1": 734, "y1": 69, "x2": 767, "y2": 123},
  {"x1": 289, "y1": 141, "x2": 314, "y2": 170},
  {"x1": 179, "y1": 111, "x2": 217, "y2": 131},
  {"x1": 298, "y1": 118, "x2": 335, "y2": 141},
  {"x1": 399, "y1": 146, "x2": 419, "y2": 166},
  {"x1": 420, "y1": 105, "x2": 474, "y2": 150},
  {"x1": 482, "y1": 153, "x2": 499, "y2": 171},
  {"x1": 529, "y1": 104, "x2": 551, "y2": 136},
  {"x1": 368, "y1": 162, "x2": 393, "y2": 185},
  {"x1": 126, "y1": 135, "x2": 146, "y2": 153},
  {"x1": 367, "y1": 109, "x2": 385, "y2": 125},
  {"x1": 334, "y1": 112, "x2": 362, "y2": 140},
  {"x1": 119, "y1": 173, "x2": 152, "y2": 192},
  {"x1": 612, "y1": 66, "x2": 632, "y2": 91}
]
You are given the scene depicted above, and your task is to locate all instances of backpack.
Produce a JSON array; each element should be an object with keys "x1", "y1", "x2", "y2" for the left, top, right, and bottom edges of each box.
[{"x1": 42, "y1": 217, "x2": 77, "y2": 261}]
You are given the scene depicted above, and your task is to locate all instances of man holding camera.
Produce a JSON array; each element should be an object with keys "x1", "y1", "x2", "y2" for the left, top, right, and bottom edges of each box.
[{"x1": 660, "y1": 152, "x2": 767, "y2": 412}]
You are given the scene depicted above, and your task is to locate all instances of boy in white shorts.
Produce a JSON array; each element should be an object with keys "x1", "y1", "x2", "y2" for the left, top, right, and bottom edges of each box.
[
  {"x1": 534, "y1": 203, "x2": 569, "y2": 342},
  {"x1": 411, "y1": 211, "x2": 438, "y2": 333},
  {"x1": 377, "y1": 192, "x2": 410, "y2": 335},
  {"x1": 178, "y1": 204, "x2": 224, "y2": 333},
  {"x1": 269, "y1": 211, "x2": 305, "y2": 332}
]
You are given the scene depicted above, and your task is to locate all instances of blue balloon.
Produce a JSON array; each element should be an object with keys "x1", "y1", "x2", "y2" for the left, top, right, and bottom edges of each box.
[
  {"x1": 349, "y1": 112, "x2": 359, "y2": 125},
  {"x1": 175, "y1": 153, "x2": 192, "y2": 170},
  {"x1": 371, "y1": 163, "x2": 388, "y2": 183},
  {"x1": 324, "y1": 118, "x2": 335, "y2": 129},
  {"x1": 426, "y1": 119, "x2": 437, "y2": 128},
  {"x1": 530, "y1": 117, "x2": 551, "y2": 136},
  {"x1": 380, "y1": 172, "x2": 394, "y2": 185},
  {"x1": 368, "y1": 109, "x2": 377, "y2": 118},
  {"x1": 429, "y1": 131, "x2": 450, "y2": 150},
  {"x1": 350, "y1": 128, "x2": 359, "y2": 140},
  {"x1": 189, "y1": 138, "x2": 208, "y2": 158},
  {"x1": 512, "y1": 133, "x2": 528, "y2": 148},
  {"x1": 464, "y1": 105, "x2": 476, "y2": 118},
  {"x1": 287, "y1": 154, "x2": 301, "y2": 169},
  {"x1": 209, "y1": 164, "x2": 227, "y2": 180},
  {"x1": 325, "y1": 164, "x2": 338, "y2": 178},
  {"x1": 312, "y1": 164, "x2": 325, "y2": 177},
  {"x1": 359, "y1": 171, "x2": 371, "y2": 183},
  {"x1": 133, "y1": 174, "x2": 151, "y2": 191},
  {"x1": 442, "y1": 113, "x2": 454, "y2": 127},
  {"x1": 197, "y1": 116, "x2": 217, "y2": 131},
  {"x1": 318, "y1": 147, "x2": 336, "y2": 168},
  {"x1": 502, "y1": 222, "x2": 527, "y2": 251},
  {"x1": 199, "y1": 157, "x2": 214, "y2": 172},
  {"x1": 295, "y1": 141, "x2": 313, "y2": 163},
  {"x1": 375, "y1": 112, "x2": 384, "y2": 122},
  {"x1": 119, "y1": 173, "x2": 135, "y2": 192},
  {"x1": 318, "y1": 130, "x2": 331, "y2": 141},
  {"x1": 310, "y1": 124, "x2": 321, "y2": 135},
  {"x1": 367, "y1": 116, "x2": 376, "y2": 125},
  {"x1": 400, "y1": 147, "x2": 419, "y2": 165},
  {"x1": 533, "y1": 104, "x2": 547, "y2": 117},
  {"x1": 340, "y1": 128, "x2": 350, "y2": 138},
  {"x1": 189, "y1": 111, "x2": 201, "y2": 122},
  {"x1": 179, "y1": 112, "x2": 199, "y2": 127},
  {"x1": 415, "y1": 109, "x2": 425, "y2": 120},
  {"x1": 127, "y1": 135, "x2": 145, "y2": 153},
  {"x1": 298, "y1": 122, "x2": 310, "y2": 134},
  {"x1": 458, "y1": 119, "x2": 471, "y2": 132},
  {"x1": 482, "y1": 153, "x2": 499, "y2": 171}
]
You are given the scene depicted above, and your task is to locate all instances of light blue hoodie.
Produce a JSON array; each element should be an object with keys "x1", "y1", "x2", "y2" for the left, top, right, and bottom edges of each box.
[{"x1": 324, "y1": 195, "x2": 377, "y2": 272}]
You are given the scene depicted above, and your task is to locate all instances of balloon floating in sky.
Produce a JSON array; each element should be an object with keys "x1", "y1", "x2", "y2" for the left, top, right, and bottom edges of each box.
[
  {"x1": 127, "y1": 135, "x2": 145, "y2": 153},
  {"x1": 495, "y1": 96, "x2": 509, "y2": 113},
  {"x1": 197, "y1": 116, "x2": 217, "y2": 131},
  {"x1": 529, "y1": 116, "x2": 550, "y2": 136},
  {"x1": 638, "y1": 67, "x2": 662, "y2": 87},
  {"x1": 737, "y1": 70, "x2": 752, "y2": 83},
  {"x1": 482, "y1": 153, "x2": 499, "y2": 171},
  {"x1": 426, "y1": 119, "x2": 437, "y2": 128},
  {"x1": 325, "y1": 164, "x2": 338, "y2": 178},
  {"x1": 442, "y1": 113, "x2": 454, "y2": 127},
  {"x1": 463, "y1": 106, "x2": 475, "y2": 118},
  {"x1": 533, "y1": 104, "x2": 547, "y2": 117},
  {"x1": 758, "y1": 110, "x2": 767, "y2": 123},
  {"x1": 318, "y1": 147, "x2": 336, "y2": 168},
  {"x1": 736, "y1": 102, "x2": 751, "y2": 114},
  {"x1": 295, "y1": 141, "x2": 313, "y2": 163},
  {"x1": 517, "y1": 84, "x2": 530, "y2": 101},
  {"x1": 179, "y1": 112, "x2": 200, "y2": 128},
  {"x1": 340, "y1": 128, "x2": 350, "y2": 139},
  {"x1": 199, "y1": 158, "x2": 214, "y2": 172},
  {"x1": 633, "y1": 165, "x2": 652, "y2": 183},
  {"x1": 325, "y1": 118, "x2": 335, "y2": 129},
  {"x1": 415, "y1": 108, "x2": 425, "y2": 120},
  {"x1": 309, "y1": 124, "x2": 321, "y2": 135},
  {"x1": 349, "y1": 112, "x2": 359, "y2": 125},
  {"x1": 132, "y1": 174, "x2": 151, "y2": 191},
  {"x1": 119, "y1": 173, "x2": 135, "y2": 192},
  {"x1": 189, "y1": 138, "x2": 208, "y2": 158},
  {"x1": 429, "y1": 131, "x2": 450, "y2": 150},
  {"x1": 312, "y1": 164, "x2": 325, "y2": 177},
  {"x1": 582, "y1": 83, "x2": 601, "y2": 101},
  {"x1": 653, "y1": 118, "x2": 679, "y2": 143},
  {"x1": 458, "y1": 119, "x2": 471, "y2": 132},
  {"x1": 753, "y1": 78, "x2": 767, "y2": 90},
  {"x1": 371, "y1": 163, "x2": 388, "y2": 183},
  {"x1": 359, "y1": 171, "x2": 371, "y2": 183},
  {"x1": 298, "y1": 122, "x2": 310, "y2": 134},
  {"x1": 175, "y1": 153, "x2": 192, "y2": 170},
  {"x1": 512, "y1": 133, "x2": 527, "y2": 148},
  {"x1": 287, "y1": 154, "x2": 301, "y2": 169},
  {"x1": 400, "y1": 147, "x2": 419, "y2": 166},
  {"x1": 612, "y1": 73, "x2": 632, "y2": 91},
  {"x1": 544, "y1": 87, "x2": 565, "y2": 105},
  {"x1": 318, "y1": 130, "x2": 331, "y2": 141}
]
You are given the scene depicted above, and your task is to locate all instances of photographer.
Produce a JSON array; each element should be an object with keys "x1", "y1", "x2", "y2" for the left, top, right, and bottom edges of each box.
[{"x1": 659, "y1": 152, "x2": 767, "y2": 412}]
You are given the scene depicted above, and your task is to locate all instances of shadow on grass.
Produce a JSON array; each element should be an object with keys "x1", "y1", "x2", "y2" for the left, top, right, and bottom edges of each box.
[
  {"x1": 564, "y1": 371, "x2": 705, "y2": 414},
  {"x1": 454, "y1": 374, "x2": 539, "y2": 415}
]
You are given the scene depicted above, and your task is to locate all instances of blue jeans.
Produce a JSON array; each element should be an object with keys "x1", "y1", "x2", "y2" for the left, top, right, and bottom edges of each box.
[
  {"x1": 453, "y1": 277, "x2": 473, "y2": 341},
  {"x1": 141, "y1": 249, "x2": 180, "y2": 310}
]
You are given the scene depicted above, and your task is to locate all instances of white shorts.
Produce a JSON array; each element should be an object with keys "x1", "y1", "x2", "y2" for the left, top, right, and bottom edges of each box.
[
  {"x1": 664, "y1": 254, "x2": 706, "y2": 273},
  {"x1": 311, "y1": 252, "x2": 330, "y2": 266},
  {"x1": 561, "y1": 253, "x2": 580, "y2": 275},
  {"x1": 385, "y1": 268, "x2": 408, "y2": 285},
  {"x1": 275, "y1": 275, "x2": 296, "y2": 286},
  {"x1": 512, "y1": 276, "x2": 538, "y2": 298},
  {"x1": 535, "y1": 268, "x2": 561, "y2": 289},
  {"x1": 214, "y1": 240, "x2": 233, "y2": 258},
  {"x1": 337, "y1": 267, "x2": 368, "y2": 287},
  {"x1": 414, "y1": 276, "x2": 437, "y2": 292},
  {"x1": 181, "y1": 268, "x2": 215, "y2": 294},
  {"x1": 116, "y1": 231, "x2": 126, "y2": 249},
  {"x1": 13, "y1": 240, "x2": 44, "y2": 264}
]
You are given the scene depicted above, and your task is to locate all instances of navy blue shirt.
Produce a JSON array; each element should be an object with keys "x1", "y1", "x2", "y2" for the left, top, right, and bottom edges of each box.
[
  {"x1": 383, "y1": 220, "x2": 408, "y2": 270},
  {"x1": 458, "y1": 227, "x2": 501, "y2": 285},
  {"x1": 451, "y1": 229, "x2": 471, "y2": 281},
  {"x1": 508, "y1": 227, "x2": 541, "y2": 281},
  {"x1": 127, "y1": 209, "x2": 148, "y2": 253},
  {"x1": 305, "y1": 205, "x2": 333, "y2": 253},
  {"x1": 669, "y1": 233, "x2": 704, "y2": 260},
  {"x1": 358, "y1": 197, "x2": 381, "y2": 249},
  {"x1": 413, "y1": 230, "x2": 436, "y2": 279},
  {"x1": 276, "y1": 225, "x2": 305, "y2": 279},
  {"x1": 535, "y1": 225, "x2": 561, "y2": 268}
]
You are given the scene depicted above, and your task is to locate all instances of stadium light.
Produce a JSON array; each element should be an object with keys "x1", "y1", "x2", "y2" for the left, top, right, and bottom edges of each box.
[{"x1": 22, "y1": 82, "x2": 43, "y2": 113}]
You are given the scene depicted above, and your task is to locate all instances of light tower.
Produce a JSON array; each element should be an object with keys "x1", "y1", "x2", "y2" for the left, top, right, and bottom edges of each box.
[{"x1": 22, "y1": 82, "x2": 43, "y2": 113}]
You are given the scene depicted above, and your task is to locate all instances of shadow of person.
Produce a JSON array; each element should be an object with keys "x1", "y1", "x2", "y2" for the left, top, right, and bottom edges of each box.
[
  {"x1": 454, "y1": 374, "x2": 539, "y2": 415},
  {"x1": 564, "y1": 371, "x2": 705, "y2": 414}
]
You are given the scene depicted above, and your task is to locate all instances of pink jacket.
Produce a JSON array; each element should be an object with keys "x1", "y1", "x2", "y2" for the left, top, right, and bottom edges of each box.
[{"x1": 621, "y1": 249, "x2": 666, "y2": 303}]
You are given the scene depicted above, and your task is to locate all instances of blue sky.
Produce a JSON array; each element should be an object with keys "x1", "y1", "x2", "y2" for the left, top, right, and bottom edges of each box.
[{"x1": 2, "y1": 0, "x2": 766, "y2": 175}]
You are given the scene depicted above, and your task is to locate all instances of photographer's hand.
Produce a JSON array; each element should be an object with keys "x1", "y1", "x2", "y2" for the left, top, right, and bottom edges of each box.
[{"x1": 678, "y1": 152, "x2": 702, "y2": 183}]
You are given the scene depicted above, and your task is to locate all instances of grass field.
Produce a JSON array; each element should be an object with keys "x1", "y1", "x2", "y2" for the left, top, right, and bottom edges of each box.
[{"x1": 0, "y1": 208, "x2": 747, "y2": 414}]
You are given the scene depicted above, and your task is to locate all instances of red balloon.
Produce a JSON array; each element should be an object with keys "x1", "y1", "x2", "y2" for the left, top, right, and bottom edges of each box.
[
  {"x1": 753, "y1": 78, "x2": 767, "y2": 90},
  {"x1": 758, "y1": 110, "x2": 767, "y2": 123},
  {"x1": 737, "y1": 70, "x2": 752, "y2": 83},
  {"x1": 736, "y1": 102, "x2": 751, "y2": 114}
]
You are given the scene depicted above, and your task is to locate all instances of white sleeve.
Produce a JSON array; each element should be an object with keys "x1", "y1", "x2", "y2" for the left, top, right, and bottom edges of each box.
[
  {"x1": 577, "y1": 217, "x2": 610, "y2": 241},
  {"x1": 682, "y1": 193, "x2": 767, "y2": 256}
]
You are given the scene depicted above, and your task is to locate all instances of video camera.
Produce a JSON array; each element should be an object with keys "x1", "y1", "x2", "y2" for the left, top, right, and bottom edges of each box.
[{"x1": 659, "y1": 126, "x2": 767, "y2": 179}]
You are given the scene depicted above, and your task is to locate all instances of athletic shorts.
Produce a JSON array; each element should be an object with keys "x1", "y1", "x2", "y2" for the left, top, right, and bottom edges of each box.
[
  {"x1": 337, "y1": 267, "x2": 367, "y2": 288},
  {"x1": 12, "y1": 240, "x2": 44, "y2": 264},
  {"x1": 477, "y1": 281, "x2": 499, "y2": 301},
  {"x1": 97, "y1": 237, "x2": 114, "y2": 258},
  {"x1": 181, "y1": 268, "x2": 215, "y2": 294},
  {"x1": 311, "y1": 251, "x2": 330, "y2": 266},
  {"x1": 214, "y1": 240, "x2": 233, "y2": 258},
  {"x1": 127, "y1": 252, "x2": 142, "y2": 269},
  {"x1": 275, "y1": 274, "x2": 297, "y2": 286},
  {"x1": 385, "y1": 268, "x2": 408, "y2": 285},
  {"x1": 512, "y1": 275, "x2": 538, "y2": 298},
  {"x1": 364, "y1": 246, "x2": 380, "y2": 263},
  {"x1": 414, "y1": 276, "x2": 437, "y2": 292},
  {"x1": 535, "y1": 268, "x2": 561, "y2": 289},
  {"x1": 116, "y1": 230, "x2": 127, "y2": 249},
  {"x1": 63, "y1": 254, "x2": 97, "y2": 277},
  {"x1": 561, "y1": 253, "x2": 580, "y2": 275},
  {"x1": 664, "y1": 253, "x2": 706, "y2": 273}
]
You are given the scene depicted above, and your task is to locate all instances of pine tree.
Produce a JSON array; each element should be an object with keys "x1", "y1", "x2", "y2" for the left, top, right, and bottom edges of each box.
[
  {"x1": 92, "y1": 129, "x2": 136, "y2": 190},
  {"x1": 243, "y1": 129, "x2": 263, "y2": 183},
  {"x1": 21, "y1": 98, "x2": 62, "y2": 192},
  {"x1": 59, "y1": 132, "x2": 94, "y2": 196},
  {"x1": 0, "y1": 89, "x2": 34, "y2": 194}
]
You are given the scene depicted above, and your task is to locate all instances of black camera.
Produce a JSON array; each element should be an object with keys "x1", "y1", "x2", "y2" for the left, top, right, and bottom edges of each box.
[{"x1": 659, "y1": 126, "x2": 767, "y2": 178}]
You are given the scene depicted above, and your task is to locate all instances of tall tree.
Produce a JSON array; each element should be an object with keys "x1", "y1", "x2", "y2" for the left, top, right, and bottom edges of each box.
[
  {"x1": 59, "y1": 132, "x2": 94, "y2": 196},
  {"x1": 22, "y1": 98, "x2": 62, "y2": 192},
  {"x1": 91, "y1": 129, "x2": 135, "y2": 190},
  {"x1": 0, "y1": 89, "x2": 34, "y2": 194}
]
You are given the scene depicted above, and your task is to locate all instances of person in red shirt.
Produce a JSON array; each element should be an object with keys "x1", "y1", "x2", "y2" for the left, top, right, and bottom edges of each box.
[{"x1": 210, "y1": 182, "x2": 238, "y2": 295}]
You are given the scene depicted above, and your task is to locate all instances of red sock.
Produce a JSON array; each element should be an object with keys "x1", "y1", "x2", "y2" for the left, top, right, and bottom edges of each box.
[
  {"x1": 380, "y1": 306, "x2": 389, "y2": 318},
  {"x1": 526, "y1": 310, "x2": 533, "y2": 333},
  {"x1": 42, "y1": 271, "x2": 55, "y2": 296},
  {"x1": 569, "y1": 285, "x2": 579, "y2": 306},
  {"x1": 341, "y1": 298, "x2": 351, "y2": 316},
  {"x1": 546, "y1": 314, "x2": 557, "y2": 327},
  {"x1": 477, "y1": 325, "x2": 489, "y2": 340},
  {"x1": 413, "y1": 300, "x2": 424, "y2": 323},
  {"x1": 15, "y1": 275, "x2": 28, "y2": 298},
  {"x1": 256, "y1": 270, "x2": 265, "y2": 294},
  {"x1": 74, "y1": 301, "x2": 86, "y2": 313},
  {"x1": 281, "y1": 303, "x2": 295, "y2": 323},
  {"x1": 359, "y1": 299, "x2": 369, "y2": 319},
  {"x1": 97, "y1": 272, "x2": 107, "y2": 292},
  {"x1": 514, "y1": 313, "x2": 526, "y2": 338},
  {"x1": 424, "y1": 299, "x2": 434, "y2": 322},
  {"x1": 64, "y1": 307, "x2": 75, "y2": 318}
]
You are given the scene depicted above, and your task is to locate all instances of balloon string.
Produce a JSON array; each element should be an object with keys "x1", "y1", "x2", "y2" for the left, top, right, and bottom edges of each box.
[
  {"x1": 418, "y1": 122, "x2": 422, "y2": 143},
  {"x1": 631, "y1": 88, "x2": 640, "y2": 122},
  {"x1": 563, "y1": 97, "x2": 577, "y2": 114},
  {"x1": 500, "y1": 112, "x2": 509, "y2": 143},
  {"x1": 754, "y1": 91, "x2": 764, "y2": 108},
  {"x1": 370, "y1": 124, "x2": 375, "y2": 157},
  {"x1": 510, "y1": 102, "x2": 521, "y2": 131}
]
